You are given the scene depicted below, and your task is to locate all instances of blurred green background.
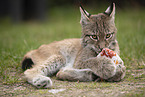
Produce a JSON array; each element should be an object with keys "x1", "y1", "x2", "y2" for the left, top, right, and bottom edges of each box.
[{"x1": 0, "y1": 0, "x2": 145, "y2": 87}]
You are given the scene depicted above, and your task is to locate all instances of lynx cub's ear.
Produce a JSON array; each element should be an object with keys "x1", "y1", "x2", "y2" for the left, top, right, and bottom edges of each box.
[
  {"x1": 104, "y1": 3, "x2": 115, "y2": 19},
  {"x1": 80, "y1": 5, "x2": 91, "y2": 24}
]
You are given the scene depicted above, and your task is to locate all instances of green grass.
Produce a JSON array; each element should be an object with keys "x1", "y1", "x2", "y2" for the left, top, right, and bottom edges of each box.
[{"x1": 0, "y1": 6, "x2": 145, "y2": 96}]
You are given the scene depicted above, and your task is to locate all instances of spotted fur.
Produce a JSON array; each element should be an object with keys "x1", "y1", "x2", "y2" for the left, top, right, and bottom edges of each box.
[{"x1": 22, "y1": 3, "x2": 126, "y2": 88}]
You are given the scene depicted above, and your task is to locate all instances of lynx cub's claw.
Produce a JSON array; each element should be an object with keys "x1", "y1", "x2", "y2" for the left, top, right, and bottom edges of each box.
[{"x1": 32, "y1": 75, "x2": 53, "y2": 88}]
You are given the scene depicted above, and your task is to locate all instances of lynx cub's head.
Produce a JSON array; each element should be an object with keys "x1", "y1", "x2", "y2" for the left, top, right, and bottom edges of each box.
[{"x1": 80, "y1": 3, "x2": 117, "y2": 54}]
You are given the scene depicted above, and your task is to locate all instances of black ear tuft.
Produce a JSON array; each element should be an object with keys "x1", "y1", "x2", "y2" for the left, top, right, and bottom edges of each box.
[
  {"x1": 80, "y1": 4, "x2": 91, "y2": 18},
  {"x1": 104, "y1": 3, "x2": 115, "y2": 16}
]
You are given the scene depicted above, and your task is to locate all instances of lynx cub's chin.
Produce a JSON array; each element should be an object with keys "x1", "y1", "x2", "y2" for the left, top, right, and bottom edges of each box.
[{"x1": 21, "y1": 3, "x2": 126, "y2": 88}]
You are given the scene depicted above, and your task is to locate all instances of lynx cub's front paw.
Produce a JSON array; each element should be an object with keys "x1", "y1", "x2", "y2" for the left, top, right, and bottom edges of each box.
[
  {"x1": 97, "y1": 48, "x2": 125, "y2": 81},
  {"x1": 32, "y1": 75, "x2": 53, "y2": 88}
]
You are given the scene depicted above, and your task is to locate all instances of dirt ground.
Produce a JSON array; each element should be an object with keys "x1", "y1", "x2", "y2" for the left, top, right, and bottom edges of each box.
[{"x1": 1, "y1": 76, "x2": 145, "y2": 97}]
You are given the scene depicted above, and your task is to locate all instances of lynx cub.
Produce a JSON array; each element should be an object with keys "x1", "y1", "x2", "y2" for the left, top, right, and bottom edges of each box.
[{"x1": 22, "y1": 3, "x2": 126, "y2": 88}]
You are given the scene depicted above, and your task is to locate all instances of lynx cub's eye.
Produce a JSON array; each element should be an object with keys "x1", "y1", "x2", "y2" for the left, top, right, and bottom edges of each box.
[
  {"x1": 90, "y1": 35, "x2": 98, "y2": 40},
  {"x1": 106, "y1": 33, "x2": 112, "y2": 39}
]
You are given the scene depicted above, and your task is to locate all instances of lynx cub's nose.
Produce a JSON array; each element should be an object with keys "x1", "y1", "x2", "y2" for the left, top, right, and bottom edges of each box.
[{"x1": 97, "y1": 48, "x2": 123, "y2": 65}]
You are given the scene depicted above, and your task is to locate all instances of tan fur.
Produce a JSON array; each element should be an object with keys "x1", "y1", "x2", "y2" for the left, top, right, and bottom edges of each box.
[{"x1": 22, "y1": 3, "x2": 126, "y2": 88}]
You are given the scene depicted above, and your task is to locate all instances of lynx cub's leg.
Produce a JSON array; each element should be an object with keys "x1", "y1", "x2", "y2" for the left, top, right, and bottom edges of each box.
[
  {"x1": 94, "y1": 56, "x2": 126, "y2": 81},
  {"x1": 56, "y1": 67, "x2": 98, "y2": 81},
  {"x1": 24, "y1": 55, "x2": 66, "y2": 88},
  {"x1": 83, "y1": 56, "x2": 125, "y2": 81},
  {"x1": 24, "y1": 68, "x2": 53, "y2": 88}
]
